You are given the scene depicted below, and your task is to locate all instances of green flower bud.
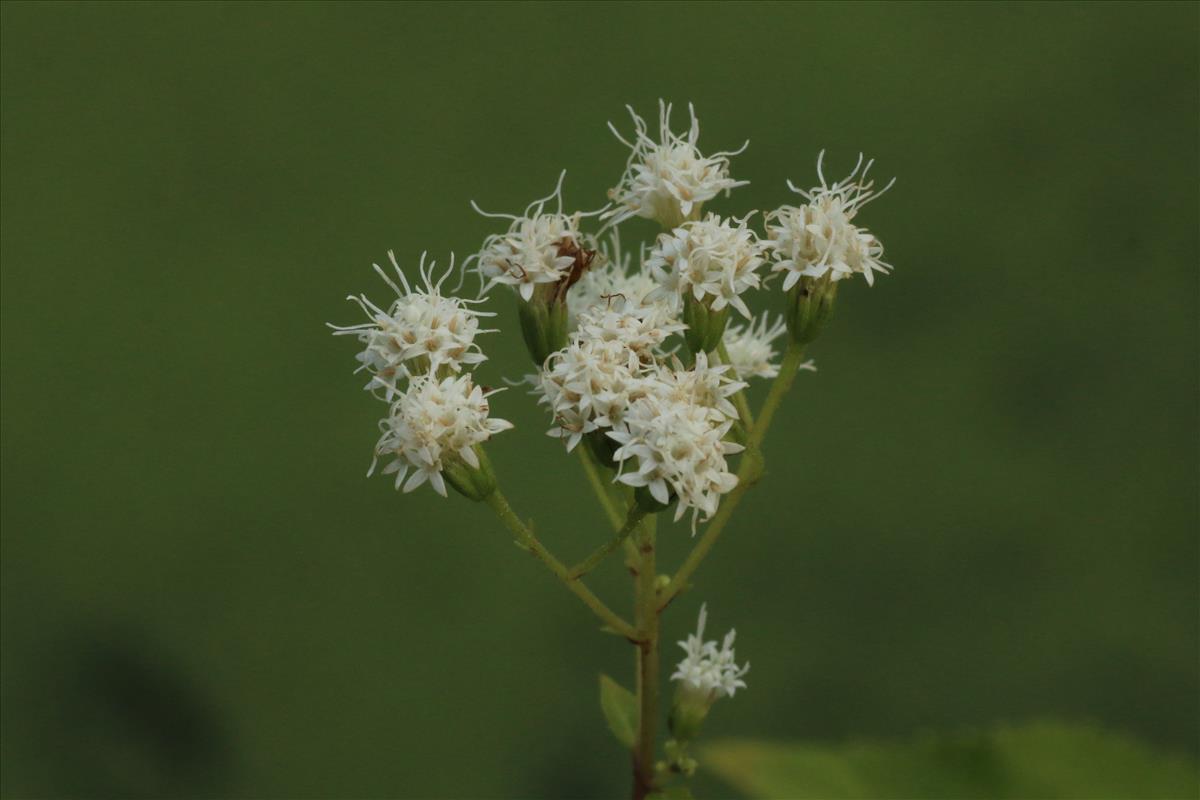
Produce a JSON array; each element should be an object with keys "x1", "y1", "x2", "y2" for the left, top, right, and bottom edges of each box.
[
  {"x1": 786, "y1": 273, "x2": 838, "y2": 345},
  {"x1": 440, "y1": 445, "x2": 497, "y2": 502},
  {"x1": 663, "y1": 739, "x2": 698, "y2": 778},
  {"x1": 682, "y1": 292, "x2": 730, "y2": 355}
]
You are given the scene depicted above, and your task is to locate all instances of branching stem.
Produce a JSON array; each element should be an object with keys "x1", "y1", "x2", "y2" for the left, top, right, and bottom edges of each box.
[
  {"x1": 570, "y1": 505, "x2": 648, "y2": 579},
  {"x1": 485, "y1": 489, "x2": 640, "y2": 641}
]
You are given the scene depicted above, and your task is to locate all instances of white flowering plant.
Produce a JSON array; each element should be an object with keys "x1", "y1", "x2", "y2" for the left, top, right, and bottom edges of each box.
[{"x1": 331, "y1": 100, "x2": 894, "y2": 799}]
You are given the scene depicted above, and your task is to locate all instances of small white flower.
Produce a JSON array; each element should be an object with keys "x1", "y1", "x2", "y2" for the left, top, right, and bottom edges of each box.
[
  {"x1": 671, "y1": 604, "x2": 749, "y2": 699},
  {"x1": 646, "y1": 213, "x2": 766, "y2": 319},
  {"x1": 654, "y1": 351, "x2": 746, "y2": 423},
  {"x1": 473, "y1": 173, "x2": 598, "y2": 302},
  {"x1": 722, "y1": 314, "x2": 790, "y2": 380},
  {"x1": 540, "y1": 296, "x2": 686, "y2": 451},
  {"x1": 330, "y1": 252, "x2": 493, "y2": 397},
  {"x1": 539, "y1": 338, "x2": 650, "y2": 452},
  {"x1": 371, "y1": 373, "x2": 513, "y2": 497},
  {"x1": 766, "y1": 151, "x2": 894, "y2": 290},
  {"x1": 568, "y1": 232, "x2": 660, "y2": 327},
  {"x1": 574, "y1": 302, "x2": 685, "y2": 361},
  {"x1": 608, "y1": 391, "x2": 743, "y2": 530},
  {"x1": 603, "y1": 101, "x2": 749, "y2": 229}
]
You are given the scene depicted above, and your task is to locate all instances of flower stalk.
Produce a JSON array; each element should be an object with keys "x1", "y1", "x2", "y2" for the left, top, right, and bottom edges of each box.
[
  {"x1": 570, "y1": 505, "x2": 648, "y2": 579},
  {"x1": 485, "y1": 489, "x2": 640, "y2": 641}
]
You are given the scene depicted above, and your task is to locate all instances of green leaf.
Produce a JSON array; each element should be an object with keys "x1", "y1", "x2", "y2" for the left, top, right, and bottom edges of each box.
[
  {"x1": 599, "y1": 673, "x2": 638, "y2": 749},
  {"x1": 703, "y1": 721, "x2": 1199, "y2": 799}
]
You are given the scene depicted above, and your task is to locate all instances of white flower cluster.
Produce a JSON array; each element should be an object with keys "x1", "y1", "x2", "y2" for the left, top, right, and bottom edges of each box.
[
  {"x1": 646, "y1": 213, "x2": 766, "y2": 318},
  {"x1": 540, "y1": 298, "x2": 747, "y2": 528},
  {"x1": 332, "y1": 252, "x2": 511, "y2": 496},
  {"x1": 473, "y1": 173, "x2": 597, "y2": 302},
  {"x1": 609, "y1": 375, "x2": 744, "y2": 528},
  {"x1": 330, "y1": 252, "x2": 493, "y2": 397},
  {"x1": 372, "y1": 373, "x2": 512, "y2": 496},
  {"x1": 336, "y1": 102, "x2": 891, "y2": 519},
  {"x1": 671, "y1": 604, "x2": 749, "y2": 699},
  {"x1": 766, "y1": 151, "x2": 894, "y2": 289},
  {"x1": 539, "y1": 302, "x2": 685, "y2": 452},
  {"x1": 603, "y1": 101, "x2": 748, "y2": 229}
]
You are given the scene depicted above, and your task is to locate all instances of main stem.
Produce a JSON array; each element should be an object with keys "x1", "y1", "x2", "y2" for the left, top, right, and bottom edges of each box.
[{"x1": 632, "y1": 514, "x2": 659, "y2": 800}]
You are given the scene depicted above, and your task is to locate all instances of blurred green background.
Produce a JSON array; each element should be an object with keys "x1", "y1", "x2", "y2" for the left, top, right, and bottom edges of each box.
[{"x1": 2, "y1": 2, "x2": 1197, "y2": 797}]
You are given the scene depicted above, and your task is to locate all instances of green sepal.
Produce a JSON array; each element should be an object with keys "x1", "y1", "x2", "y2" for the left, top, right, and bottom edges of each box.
[
  {"x1": 440, "y1": 446, "x2": 497, "y2": 502},
  {"x1": 786, "y1": 274, "x2": 838, "y2": 345},
  {"x1": 682, "y1": 293, "x2": 730, "y2": 355},
  {"x1": 669, "y1": 681, "x2": 715, "y2": 742},
  {"x1": 599, "y1": 674, "x2": 638, "y2": 749},
  {"x1": 516, "y1": 286, "x2": 569, "y2": 365}
]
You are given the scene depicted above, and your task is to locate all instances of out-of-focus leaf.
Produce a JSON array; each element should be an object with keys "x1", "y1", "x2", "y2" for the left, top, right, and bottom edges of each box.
[
  {"x1": 599, "y1": 673, "x2": 637, "y2": 749},
  {"x1": 703, "y1": 721, "x2": 1199, "y2": 799},
  {"x1": 647, "y1": 786, "x2": 694, "y2": 800}
]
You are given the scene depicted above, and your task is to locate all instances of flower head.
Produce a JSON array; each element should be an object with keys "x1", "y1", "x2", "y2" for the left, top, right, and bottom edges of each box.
[
  {"x1": 473, "y1": 173, "x2": 597, "y2": 302},
  {"x1": 608, "y1": 390, "x2": 743, "y2": 530},
  {"x1": 568, "y1": 232, "x2": 660, "y2": 327},
  {"x1": 574, "y1": 302, "x2": 685, "y2": 360},
  {"x1": 646, "y1": 213, "x2": 766, "y2": 318},
  {"x1": 655, "y1": 351, "x2": 745, "y2": 423},
  {"x1": 671, "y1": 604, "x2": 749, "y2": 699},
  {"x1": 604, "y1": 101, "x2": 748, "y2": 229},
  {"x1": 766, "y1": 151, "x2": 894, "y2": 290},
  {"x1": 539, "y1": 337, "x2": 654, "y2": 453},
  {"x1": 330, "y1": 252, "x2": 493, "y2": 397},
  {"x1": 722, "y1": 314, "x2": 790, "y2": 380},
  {"x1": 371, "y1": 373, "x2": 512, "y2": 497}
]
